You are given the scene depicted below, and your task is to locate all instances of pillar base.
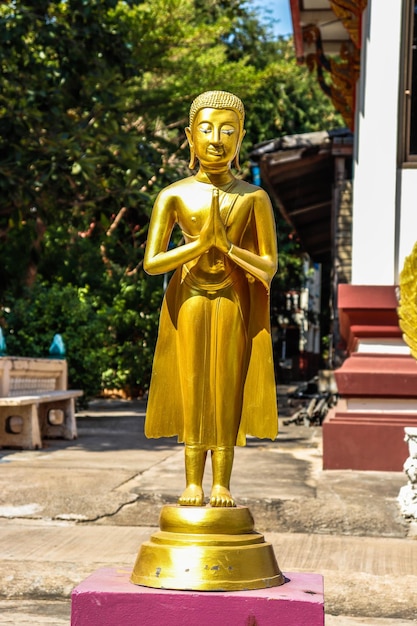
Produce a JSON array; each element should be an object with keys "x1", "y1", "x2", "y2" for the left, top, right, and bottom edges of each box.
[
  {"x1": 323, "y1": 402, "x2": 416, "y2": 470},
  {"x1": 326, "y1": 285, "x2": 417, "y2": 470}
]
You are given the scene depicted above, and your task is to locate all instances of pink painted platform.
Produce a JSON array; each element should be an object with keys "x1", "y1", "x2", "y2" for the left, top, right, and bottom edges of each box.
[{"x1": 71, "y1": 567, "x2": 324, "y2": 626}]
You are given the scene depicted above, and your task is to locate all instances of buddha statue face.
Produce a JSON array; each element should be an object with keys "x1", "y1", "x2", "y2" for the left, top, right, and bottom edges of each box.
[
  {"x1": 185, "y1": 91, "x2": 246, "y2": 171},
  {"x1": 189, "y1": 107, "x2": 241, "y2": 172}
]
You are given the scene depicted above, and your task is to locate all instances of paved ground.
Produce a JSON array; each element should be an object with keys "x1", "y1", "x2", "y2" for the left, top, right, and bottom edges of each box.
[{"x1": 0, "y1": 387, "x2": 416, "y2": 625}]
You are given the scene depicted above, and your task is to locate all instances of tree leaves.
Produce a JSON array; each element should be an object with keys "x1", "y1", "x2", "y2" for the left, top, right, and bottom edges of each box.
[{"x1": 0, "y1": 0, "x2": 341, "y2": 392}]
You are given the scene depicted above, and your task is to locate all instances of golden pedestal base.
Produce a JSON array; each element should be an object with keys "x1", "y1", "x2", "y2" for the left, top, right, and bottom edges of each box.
[{"x1": 130, "y1": 505, "x2": 284, "y2": 591}]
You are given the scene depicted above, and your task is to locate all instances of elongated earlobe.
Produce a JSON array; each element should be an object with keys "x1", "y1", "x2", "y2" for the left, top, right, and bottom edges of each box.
[
  {"x1": 232, "y1": 130, "x2": 246, "y2": 171},
  {"x1": 189, "y1": 147, "x2": 197, "y2": 170},
  {"x1": 185, "y1": 126, "x2": 197, "y2": 170}
]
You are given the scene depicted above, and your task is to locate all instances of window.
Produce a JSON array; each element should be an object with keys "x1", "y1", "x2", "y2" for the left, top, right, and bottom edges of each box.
[{"x1": 402, "y1": 0, "x2": 417, "y2": 162}]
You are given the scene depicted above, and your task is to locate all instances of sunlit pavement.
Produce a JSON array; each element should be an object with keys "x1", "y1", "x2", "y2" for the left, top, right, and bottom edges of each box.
[{"x1": 0, "y1": 392, "x2": 416, "y2": 624}]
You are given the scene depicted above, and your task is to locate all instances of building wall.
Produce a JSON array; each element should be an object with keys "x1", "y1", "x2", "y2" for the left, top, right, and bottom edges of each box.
[
  {"x1": 352, "y1": 2, "x2": 403, "y2": 285},
  {"x1": 323, "y1": 1, "x2": 417, "y2": 472}
]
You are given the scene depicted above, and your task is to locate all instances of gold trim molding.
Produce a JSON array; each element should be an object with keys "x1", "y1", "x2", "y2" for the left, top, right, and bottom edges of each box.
[{"x1": 330, "y1": 0, "x2": 368, "y2": 49}]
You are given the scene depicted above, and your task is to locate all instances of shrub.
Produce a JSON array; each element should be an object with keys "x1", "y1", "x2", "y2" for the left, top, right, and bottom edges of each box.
[
  {"x1": 2, "y1": 273, "x2": 164, "y2": 401},
  {"x1": 3, "y1": 282, "x2": 108, "y2": 400}
]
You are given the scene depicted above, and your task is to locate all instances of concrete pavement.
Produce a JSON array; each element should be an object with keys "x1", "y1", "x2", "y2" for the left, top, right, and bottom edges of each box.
[{"x1": 0, "y1": 389, "x2": 416, "y2": 624}]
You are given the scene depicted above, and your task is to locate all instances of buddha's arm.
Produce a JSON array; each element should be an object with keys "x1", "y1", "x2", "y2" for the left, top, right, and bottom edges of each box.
[
  {"x1": 144, "y1": 192, "x2": 207, "y2": 275},
  {"x1": 227, "y1": 190, "x2": 278, "y2": 290}
]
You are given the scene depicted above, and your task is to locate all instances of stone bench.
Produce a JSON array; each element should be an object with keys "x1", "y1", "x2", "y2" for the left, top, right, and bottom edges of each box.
[{"x1": 0, "y1": 357, "x2": 83, "y2": 449}]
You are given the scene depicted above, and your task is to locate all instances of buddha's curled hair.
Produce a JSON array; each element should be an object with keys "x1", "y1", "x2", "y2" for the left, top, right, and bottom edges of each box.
[{"x1": 189, "y1": 91, "x2": 245, "y2": 129}]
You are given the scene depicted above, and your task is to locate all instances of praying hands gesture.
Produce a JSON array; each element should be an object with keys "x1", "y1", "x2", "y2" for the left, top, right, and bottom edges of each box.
[{"x1": 199, "y1": 188, "x2": 230, "y2": 255}]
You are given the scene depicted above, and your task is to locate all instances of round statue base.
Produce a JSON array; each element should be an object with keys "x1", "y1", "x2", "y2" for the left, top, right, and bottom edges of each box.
[{"x1": 130, "y1": 505, "x2": 284, "y2": 591}]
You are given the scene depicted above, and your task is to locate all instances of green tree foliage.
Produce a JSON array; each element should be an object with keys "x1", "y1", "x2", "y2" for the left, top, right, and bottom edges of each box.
[
  {"x1": 244, "y1": 37, "x2": 343, "y2": 146},
  {"x1": 0, "y1": 0, "x2": 342, "y2": 397}
]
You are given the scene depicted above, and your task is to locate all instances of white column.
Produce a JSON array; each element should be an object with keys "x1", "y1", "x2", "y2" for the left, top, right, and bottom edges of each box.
[{"x1": 352, "y1": 2, "x2": 403, "y2": 285}]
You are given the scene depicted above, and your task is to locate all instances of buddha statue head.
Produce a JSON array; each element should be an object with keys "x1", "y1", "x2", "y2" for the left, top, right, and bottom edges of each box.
[{"x1": 186, "y1": 90, "x2": 246, "y2": 171}]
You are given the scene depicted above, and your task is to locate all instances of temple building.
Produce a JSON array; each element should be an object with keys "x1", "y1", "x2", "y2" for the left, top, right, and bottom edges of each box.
[{"x1": 272, "y1": 1, "x2": 417, "y2": 471}]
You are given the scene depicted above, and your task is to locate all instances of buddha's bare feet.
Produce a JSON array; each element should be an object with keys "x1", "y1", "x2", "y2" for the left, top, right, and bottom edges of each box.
[
  {"x1": 210, "y1": 485, "x2": 236, "y2": 507},
  {"x1": 178, "y1": 485, "x2": 204, "y2": 506}
]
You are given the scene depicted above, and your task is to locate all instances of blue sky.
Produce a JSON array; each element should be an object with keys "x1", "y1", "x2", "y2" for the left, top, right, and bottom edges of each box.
[{"x1": 255, "y1": 0, "x2": 293, "y2": 37}]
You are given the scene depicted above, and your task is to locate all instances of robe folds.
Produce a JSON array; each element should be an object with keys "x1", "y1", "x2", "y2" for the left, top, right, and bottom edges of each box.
[{"x1": 145, "y1": 267, "x2": 278, "y2": 447}]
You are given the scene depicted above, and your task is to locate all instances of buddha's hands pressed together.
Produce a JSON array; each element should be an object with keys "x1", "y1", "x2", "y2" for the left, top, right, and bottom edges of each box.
[{"x1": 199, "y1": 188, "x2": 230, "y2": 255}]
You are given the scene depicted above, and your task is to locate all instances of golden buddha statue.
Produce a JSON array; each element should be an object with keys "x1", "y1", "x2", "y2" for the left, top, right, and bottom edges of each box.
[
  {"x1": 131, "y1": 91, "x2": 283, "y2": 591},
  {"x1": 143, "y1": 90, "x2": 278, "y2": 508}
]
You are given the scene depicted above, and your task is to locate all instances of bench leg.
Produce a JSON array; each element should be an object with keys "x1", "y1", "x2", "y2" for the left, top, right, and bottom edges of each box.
[
  {"x1": 0, "y1": 404, "x2": 42, "y2": 450},
  {"x1": 39, "y1": 398, "x2": 78, "y2": 440}
]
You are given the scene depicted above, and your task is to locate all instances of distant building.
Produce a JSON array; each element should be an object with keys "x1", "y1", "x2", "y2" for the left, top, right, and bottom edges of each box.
[{"x1": 251, "y1": 128, "x2": 353, "y2": 372}]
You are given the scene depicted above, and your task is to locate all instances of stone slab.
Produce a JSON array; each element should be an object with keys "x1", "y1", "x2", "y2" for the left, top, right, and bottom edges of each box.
[{"x1": 71, "y1": 567, "x2": 324, "y2": 626}]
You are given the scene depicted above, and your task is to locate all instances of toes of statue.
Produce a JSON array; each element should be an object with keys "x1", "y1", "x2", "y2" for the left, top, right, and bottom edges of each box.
[
  {"x1": 210, "y1": 486, "x2": 236, "y2": 507},
  {"x1": 178, "y1": 485, "x2": 204, "y2": 507}
]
